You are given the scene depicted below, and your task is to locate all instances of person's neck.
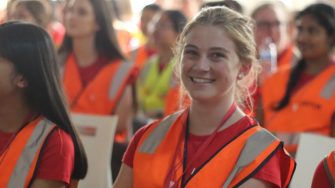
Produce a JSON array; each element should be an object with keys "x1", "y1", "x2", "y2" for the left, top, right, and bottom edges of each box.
[
  {"x1": 158, "y1": 50, "x2": 173, "y2": 66},
  {"x1": 304, "y1": 55, "x2": 331, "y2": 75},
  {"x1": 188, "y1": 96, "x2": 245, "y2": 136},
  {"x1": 73, "y1": 36, "x2": 98, "y2": 68},
  {"x1": 0, "y1": 94, "x2": 32, "y2": 133}
]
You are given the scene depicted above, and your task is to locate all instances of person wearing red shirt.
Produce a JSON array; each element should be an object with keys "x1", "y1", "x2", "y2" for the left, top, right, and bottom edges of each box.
[
  {"x1": 0, "y1": 22, "x2": 87, "y2": 188},
  {"x1": 59, "y1": 0, "x2": 136, "y2": 179},
  {"x1": 114, "y1": 6, "x2": 295, "y2": 188},
  {"x1": 312, "y1": 151, "x2": 335, "y2": 188},
  {"x1": 260, "y1": 3, "x2": 335, "y2": 154}
]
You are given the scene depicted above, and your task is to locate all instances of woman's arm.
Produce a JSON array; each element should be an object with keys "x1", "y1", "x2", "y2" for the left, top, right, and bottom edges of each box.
[
  {"x1": 113, "y1": 164, "x2": 133, "y2": 188},
  {"x1": 115, "y1": 86, "x2": 134, "y2": 138}
]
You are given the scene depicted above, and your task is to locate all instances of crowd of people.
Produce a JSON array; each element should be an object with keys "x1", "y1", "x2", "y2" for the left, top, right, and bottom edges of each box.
[{"x1": 0, "y1": 0, "x2": 334, "y2": 187}]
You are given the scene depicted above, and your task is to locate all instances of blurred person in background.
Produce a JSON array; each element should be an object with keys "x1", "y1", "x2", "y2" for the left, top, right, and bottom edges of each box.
[
  {"x1": 251, "y1": 2, "x2": 300, "y2": 119},
  {"x1": 129, "y1": 3, "x2": 162, "y2": 72},
  {"x1": 261, "y1": 3, "x2": 335, "y2": 155},
  {"x1": 59, "y1": 0, "x2": 136, "y2": 180},
  {"x1": 136, "y1": 10, "x2": 187, "y2": 120},
  {"x1": 252, "y1": 2, "x2": 299, "y2": 71},
  {"x1": 7, "y1": 0, "x2": 65, "y2": 47}
]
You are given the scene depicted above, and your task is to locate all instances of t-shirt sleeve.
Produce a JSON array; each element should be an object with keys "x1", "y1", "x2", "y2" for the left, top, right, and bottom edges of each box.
[
  {"x1": 122, "y1": 125, "x2": 151, "y2": 168},
  {"x1": 311, "y1": 159, "x2": 332, "y2": 188},
  {"x1": 253, "y1": 148, "x2": 294, "y2": 188},
  {"x1": 35, "y1": 128, "x2": 75, "y2": 185}
]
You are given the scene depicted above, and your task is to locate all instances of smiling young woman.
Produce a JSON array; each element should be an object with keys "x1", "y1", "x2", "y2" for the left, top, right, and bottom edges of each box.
[{"x1": 114, "y1": 6, "x2": 296, "y2": 188}]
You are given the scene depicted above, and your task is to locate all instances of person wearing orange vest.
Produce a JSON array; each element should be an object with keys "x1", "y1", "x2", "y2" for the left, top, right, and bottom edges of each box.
[
  {"x1": 128, "y1": 4, "x2": 161, "y2": 71},
  {"x1": 261, "y1": 3, "x2": 335, "y2": 155},
  {"x1": 114, "y1": 7, "x2": 295, "y2": 188},
  {"x1": 59, "y1": 0, "x2": 136, "y2": 180},
  {"x1": 312, "y1": 151, "x2": 335, "y2": 188},
  {"x1": 251, "y1": 2, "x2": 301, "y2": 118},
  {"x1": 252, "y1": 2, "x2": 299, "y2": 72},
  {"x1": 0, "y1": 22, "x2": 87, "y2": 188}
]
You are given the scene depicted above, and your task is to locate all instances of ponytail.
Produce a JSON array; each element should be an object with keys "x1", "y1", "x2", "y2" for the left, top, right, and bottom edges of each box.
[{"x1": 274, "y1": 59, "x2": 306, "y2": 110}]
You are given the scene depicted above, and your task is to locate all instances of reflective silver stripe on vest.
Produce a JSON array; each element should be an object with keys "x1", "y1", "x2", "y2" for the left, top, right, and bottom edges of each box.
[
  {"x1": 7, "y1": 119, "x2": 56, "y2": 188},
  {"x1": 108, "y1": 62, "x2": 132, "y2": 99},
  {"x1": 323, "y1": 157, "x2": 335, "y2": 187},
  {"x1": 138, "y1": 57, "x2": 155, "y2": 82},
  {"x1": 139, "y1": 112, "x2": 182, "y2": 153},
  {"x1": 274, "y1": 132, "x2": 300, "y2": 146},
  {"x1": 223, "y1": 128, "x2": 277, "y2": 188},
  {"x1": 321, "y1": 75, "x2": 335, "y2": 99},
  {"x1": 130, "y1": 48, "x2": 139, "y2": 63}
]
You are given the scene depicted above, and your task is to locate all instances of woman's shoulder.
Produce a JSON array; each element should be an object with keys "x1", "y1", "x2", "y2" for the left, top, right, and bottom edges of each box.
[{"x1": 35, "y1": 127, "x2": 74, "y2": 184}]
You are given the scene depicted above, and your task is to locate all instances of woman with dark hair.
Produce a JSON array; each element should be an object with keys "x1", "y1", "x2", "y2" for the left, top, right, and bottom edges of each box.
[
  {"x1": 261, "y1": 3, "x2": 335, "y2": 154},
  {"x1": 0, "y1": 22, "x2": 87, "y2": 187},
  {"x1": 137, "y1": 10, "x2": 187, "y2": 120},
  {"x1": 59, "y1": 0, "x2": 136, "y2": 179}
]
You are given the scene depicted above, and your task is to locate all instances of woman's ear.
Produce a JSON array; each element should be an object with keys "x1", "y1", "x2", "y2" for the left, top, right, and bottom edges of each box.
[
  {"x1": 16, "y1": 75, "x2": 29, "y2": 88},
  {"x1": 237, "y1": 60, "x2": 252, "y2": 80}
]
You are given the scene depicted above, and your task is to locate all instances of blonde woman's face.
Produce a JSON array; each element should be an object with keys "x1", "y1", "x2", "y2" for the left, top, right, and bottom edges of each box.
[{"x1": 181, "y1": 25, "x2": 241, "y2": 103}]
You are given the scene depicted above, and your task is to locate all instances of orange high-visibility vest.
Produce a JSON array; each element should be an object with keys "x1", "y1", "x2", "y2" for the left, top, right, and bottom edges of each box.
[
  {"x1": 63, "y1": 53, "x2": 134, "y2": 114},
  {"x1": 129, "y1": 45, "x2": 151, "y2": 72},
  {"x1": 262, "y1": 64, "x2": 335, "y2": 152},
  {"x1": 133, "y1": 110, "x2": 295, "y2": 188},
  {"x1": 63, "y1": 54, "x2": 135, "y2": 142},
  {"x1": 323, "y1": 151, "x2": 335, "y2": 186},
  {"x1": 0, "y1": 117, "x2": 56, "y2": 188},
  {"x1": 277, "y1": 45, "x2": 299, "y2": 70}
]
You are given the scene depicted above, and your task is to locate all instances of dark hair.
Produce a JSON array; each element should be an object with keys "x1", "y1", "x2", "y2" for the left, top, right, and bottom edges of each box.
[
  {"x1": 296, "y1": 3, "x2": 335, "y2": 47},
  {"x1": 201, "y1": 0, "x2": 243, "y2": 14},
  {"x1": 142, "y1": 3, "x2": 162, "y2": 12},
  {"x1": 163, "y1": 10, "x2": 187, "y2": 34},
  {"x1": 0, "y1": 22, "x2": 87, "y2": 179},
  {"x1": 274, "y1": 3, "x2": 335, "y2": 110},
  {"x1": 59, "y1": 0, "x2": 124, "y2": 62},
  {"x1": 10, "y1": 0, "x2": 52, "y2": 28}
]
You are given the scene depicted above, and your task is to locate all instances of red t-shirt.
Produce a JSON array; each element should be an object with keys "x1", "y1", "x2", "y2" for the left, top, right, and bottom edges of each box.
[
  {"x1": 77, "y1": 56, "x2": 109, "y2": 87},
  {"x1": 123, "y1": 116, "x2": 293, "y2": 188},
  {"x1": 0, "y1": 128, "x2": 74, "y2": 185},
  {"x1": 312, "y1": 160, "x2": 332, "y2": 188}
]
